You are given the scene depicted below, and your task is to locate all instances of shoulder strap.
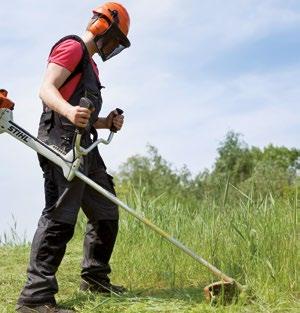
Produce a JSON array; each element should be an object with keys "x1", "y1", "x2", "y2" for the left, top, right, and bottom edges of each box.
[
  {"x1": 49, "y1": 35, "x2": 90, "y2": 89},
  {"x1": 43, "y1": 35, "x2": 91, "y2": 112}
]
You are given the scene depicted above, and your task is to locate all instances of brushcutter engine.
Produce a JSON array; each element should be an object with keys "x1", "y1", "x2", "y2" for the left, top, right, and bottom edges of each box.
[{"x1": 0, "y1": 89, "x2": 15, "y2": 110}]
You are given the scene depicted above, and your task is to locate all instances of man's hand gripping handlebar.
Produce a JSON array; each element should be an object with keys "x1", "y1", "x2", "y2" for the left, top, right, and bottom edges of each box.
[
  {"x1": 74, "y1": 97, "x2": 124, "y2": 159},
  {"x1": 62, "y1": 96, "x2": 124, "y2": 181}
]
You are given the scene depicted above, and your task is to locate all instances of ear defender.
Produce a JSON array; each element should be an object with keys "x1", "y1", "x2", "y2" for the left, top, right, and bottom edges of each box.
[{"x1": 89, "y1": 15, "x2": 110, "y2": 36}]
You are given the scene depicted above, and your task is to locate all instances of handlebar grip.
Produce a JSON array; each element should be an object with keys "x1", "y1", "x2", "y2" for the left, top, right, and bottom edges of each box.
[
  {"x1": 116, "y1": 108, "x2": 124, "y2": 115},
  {"x1": 110, "y1": 108, "x2": 124, "y2": 133},
  {"x1": 79, "y1": 97, "x2": 95, "y2": 110},
  {"x1": 77, "y1": 97, "x2": 94, "y2": 134}
]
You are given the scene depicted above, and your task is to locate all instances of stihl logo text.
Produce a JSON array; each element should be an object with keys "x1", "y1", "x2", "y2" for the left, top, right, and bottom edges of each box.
[{"x1": 8, "y1": 125, "x2": 29, "y2": 143}]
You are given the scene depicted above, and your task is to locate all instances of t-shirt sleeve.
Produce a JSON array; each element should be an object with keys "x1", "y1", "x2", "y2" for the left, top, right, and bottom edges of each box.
[{"x1": 48, "y1": 39, "x2": 83, "y2": 72}]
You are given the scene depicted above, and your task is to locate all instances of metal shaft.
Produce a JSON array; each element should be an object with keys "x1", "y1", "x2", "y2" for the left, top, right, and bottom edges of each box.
[
  {"x1": 75, "y1": 170, "x2": 243, "y2": 289},
  {"x1": 0, "y1": 107, "x2": 243, "y2": 290}
]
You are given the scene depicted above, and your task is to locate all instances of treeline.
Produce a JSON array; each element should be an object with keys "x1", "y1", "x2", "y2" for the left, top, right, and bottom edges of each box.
[{"x1": 116, "y1": 131, "x2": 300, "y2": 205}]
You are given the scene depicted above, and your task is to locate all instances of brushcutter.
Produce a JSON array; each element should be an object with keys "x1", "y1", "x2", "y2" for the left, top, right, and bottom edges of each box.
[{"x1": 0, "y1": 91, "x2": 246, "y2": 302}]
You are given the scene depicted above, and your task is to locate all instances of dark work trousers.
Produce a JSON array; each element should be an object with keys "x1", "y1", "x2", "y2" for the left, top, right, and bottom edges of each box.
[{"x1": 17, "y1": 149, "x2": 119, "y2": 306}]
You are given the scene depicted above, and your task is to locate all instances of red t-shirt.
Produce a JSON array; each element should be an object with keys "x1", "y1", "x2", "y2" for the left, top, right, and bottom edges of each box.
[{"x1": 48, "y1": 39, "x2": 100, "y2": 101}]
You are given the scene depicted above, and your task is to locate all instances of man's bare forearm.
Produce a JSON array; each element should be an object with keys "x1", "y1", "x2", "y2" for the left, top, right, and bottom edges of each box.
[
  {"x1": 94, "y1": 110, "x2": 124, "y2": 131},
  {"x1": 93, "y1": 117, "x2": 108, "y2": 129},
  {"x1": 39, "y1": 83, "x2": 73, "y2": 118}
]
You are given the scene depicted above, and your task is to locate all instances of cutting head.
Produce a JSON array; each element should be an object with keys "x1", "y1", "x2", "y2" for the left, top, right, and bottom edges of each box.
[{"x1": 204, "y1": 281, "x2": 242, "y2": 304}]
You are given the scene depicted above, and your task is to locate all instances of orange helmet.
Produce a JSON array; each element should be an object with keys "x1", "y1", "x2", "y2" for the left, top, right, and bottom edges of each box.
[
  {"x1": 89, "y1": 2, "x2": 131, "y2": 61},
  {"x1": 91, "y1": 2, "x2": 130, "y2": 36}
]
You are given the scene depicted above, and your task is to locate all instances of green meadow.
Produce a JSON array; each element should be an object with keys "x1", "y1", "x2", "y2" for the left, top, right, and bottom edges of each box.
[{"x1": 1, "y1": 132, "x2": 299, "y2": 312}]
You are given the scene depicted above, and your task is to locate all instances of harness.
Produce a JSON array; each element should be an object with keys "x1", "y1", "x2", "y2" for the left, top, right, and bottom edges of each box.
[{"x1": 38, "y1": 35, "x2": 103, "y2": 152}]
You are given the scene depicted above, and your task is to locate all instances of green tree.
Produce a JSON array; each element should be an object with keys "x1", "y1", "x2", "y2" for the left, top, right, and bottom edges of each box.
[
  {"x1": 242, "y1": 145, "x2": 300, "y2": 196},
  {"x1": 117, "y1": 145, "x2": 196, "y2": 201},
  {"x1": 213, "y1": 131, "x2": 254, "y2": 186}
]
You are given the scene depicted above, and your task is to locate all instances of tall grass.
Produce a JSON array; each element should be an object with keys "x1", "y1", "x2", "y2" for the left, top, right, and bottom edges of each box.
[
  {"x1": 0, "y1": 181, "x2": 298, "y2": 312},
  {"x1": 73, "y1": 181, "x2": 299, "y2": 309},
  {"x1": 0, "y1": 215, "x2": 28, "y2": 247}
]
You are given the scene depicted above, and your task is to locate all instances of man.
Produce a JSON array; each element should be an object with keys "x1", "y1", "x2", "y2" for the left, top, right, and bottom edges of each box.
[{"x1": 16, "y1": 2, "x2": 131, "y2": 312}]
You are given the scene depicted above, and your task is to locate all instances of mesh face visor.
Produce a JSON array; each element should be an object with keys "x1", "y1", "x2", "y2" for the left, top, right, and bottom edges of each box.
[{"x1": 94, "y1": 22, "x2": 131, "y2": 61}]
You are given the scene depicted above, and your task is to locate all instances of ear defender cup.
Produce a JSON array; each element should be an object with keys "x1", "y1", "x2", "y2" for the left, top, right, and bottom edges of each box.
[{"x1": 89, "y1": 17, "x2": 110, "y2": 36}]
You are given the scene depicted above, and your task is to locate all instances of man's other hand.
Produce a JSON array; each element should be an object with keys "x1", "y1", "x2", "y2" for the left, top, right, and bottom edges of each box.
[{"x1": 105, "y1": 110, "x2": 124, "y2": 131}]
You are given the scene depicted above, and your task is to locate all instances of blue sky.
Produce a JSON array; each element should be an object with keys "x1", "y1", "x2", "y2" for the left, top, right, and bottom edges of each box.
[{"x1": 0, "y1": 0, "x2": 300, "y2": 240}]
